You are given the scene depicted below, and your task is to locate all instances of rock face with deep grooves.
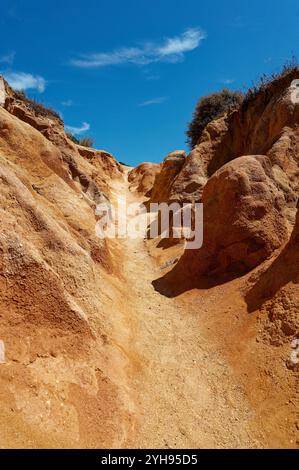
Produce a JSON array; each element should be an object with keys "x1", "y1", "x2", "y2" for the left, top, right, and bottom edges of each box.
[
  {"x1": 163, "y1": 155, "x2": 288, "y2": 281},
  {"x1": 0, "y1": 71, "x2": 298, "y2": 449},
  {"x1": 0, "y1": 76, "x2": 132, "y2": 448},
  {"x1": 150, "y1": 150, "x2": 186, "y2": 203},
  {"x1": 163, "y1": 70, "x2": 299, "y2": 210},
  {"x1": 170, "y1": 116, "x2": 228, "y2": 202},
  {"x1": 245, "y1": 208, "x2": 299, "y2": 351},
  {"x1": 128, "y1": 162, "x2": 161, "y2": 196}
]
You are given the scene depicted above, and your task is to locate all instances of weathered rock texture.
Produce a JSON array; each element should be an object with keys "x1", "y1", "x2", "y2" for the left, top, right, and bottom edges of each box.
[
  {"x1": 162, "y1": 155, "x2": 288, "y2": 285},
  {"x1": 170, "y1": 116, "x2": 228, "y2": 202},
  {"x1": 1, "y1": 76, "x2": 123, "y2": 199},
  {"x1": 0, "y1": 76, "x2": 132, "y2": 448},
  {"x1": 164, "y1": 69, "x2": 299, "y2": 208},
  {"x1": 128, "y1": 162, "x2": 161, "y2": 196},
  {"x1": 153, "y1": 69, "x2": 299, "y2": 295},
  {"x1": 0, "y1": 71, "x2": 298, "y2": 449},
  {"x1": 0, "y1": 77, "x2": 6, "y2": 107},
  {"x1": 150, "y1": 150, "x2": 186, "y2": 203},
  {"x1": 245, "y1": 207, "x2": 299, "y2": 351}
]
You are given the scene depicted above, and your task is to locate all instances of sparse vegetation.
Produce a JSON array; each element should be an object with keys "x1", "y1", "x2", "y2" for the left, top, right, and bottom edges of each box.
[
  {"x1": 66, "y1": 132, "x2": 94, "y2": 147},
  {"x1": 13, "y1": 89, "x2": 62, "y2": 121},
  {"x1": 13, "y1": 90, "x2": 95, "y2": 148},
  {"x1": 243, "y1": 57, "x2": 299, "y2": 105},
  {"x1": 186, "y1": 89, "x2": 243, "y2": 148},
  {"x1": 186, "y1": 60, "x2": 299, "y2": 150},
  {"x1": 78, "y1": 137, "x2": 94, "y2": 148},
  {"x1": 66, "y1": 132, "x2": 80, "y2": 144}
]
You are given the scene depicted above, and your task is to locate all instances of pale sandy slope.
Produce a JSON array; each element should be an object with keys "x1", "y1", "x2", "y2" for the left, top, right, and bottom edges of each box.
[{"x1": 109, "y1": 172, "x2": 297, "y2": 449}]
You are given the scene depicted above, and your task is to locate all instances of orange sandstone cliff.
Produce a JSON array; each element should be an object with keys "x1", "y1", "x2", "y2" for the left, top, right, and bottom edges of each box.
[{"x1": 0, "y1": 71, "x2": 298, "y2": 449}]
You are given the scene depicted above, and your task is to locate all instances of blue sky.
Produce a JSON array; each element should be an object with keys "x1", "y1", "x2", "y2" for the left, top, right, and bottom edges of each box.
[{"x1": 0, "y1": 0, "x2": 298, "y2": 166}]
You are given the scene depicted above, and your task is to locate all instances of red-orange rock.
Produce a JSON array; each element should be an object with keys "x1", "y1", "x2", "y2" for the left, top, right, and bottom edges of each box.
[
  {"x1": 128, "y1": 162, "x2": 161, "y2": 196},
  {"x1": 171, "y1": 155, "x2": 288, "y2": 279},
  {"x1": 245, "y1": 207, "x2": 299, "y2": 348},
  {"x1": 167, "y1": 69, "x2": 299, "y2": 209},
  {"x1": 150, "y1": 150, "x2": 186, "y2": 203}
]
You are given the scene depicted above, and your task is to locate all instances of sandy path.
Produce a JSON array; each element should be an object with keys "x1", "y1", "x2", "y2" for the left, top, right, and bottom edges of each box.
[{"x1": 109, "y1": 172, "x2": 260, "y2": 449}]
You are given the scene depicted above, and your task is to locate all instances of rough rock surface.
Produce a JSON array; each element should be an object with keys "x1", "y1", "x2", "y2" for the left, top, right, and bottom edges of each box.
[
  {"x1": 162, "y1": 155, "x2": 288, "y2": 283},
  {"x1": 128, "y1": 162, "x2": 161, "y2": 196},
  {"x1": 0, "y1": 77, "x2": 6, "y2": 107},
  {"x1": 0, "y1": 79, "x2": 132, "y2": 448},
  {"x1": 165, "y1": 70, "x2": 299, "y2": 210},
  {"x1": 245, "y1": 208, "x2": 299, "y2": 352},
  {"x1": 150, "y1": 150, "x2": 186, "y2": 203},
  {"x1": 0, "y1": 76, "x2": 122, "y2": 199},
  {"x1": 170, "y1": 116, "x2": 228, "y2": 202},
  {"x1": 0, "y1": 72, "x2": 298, "y2": 449}
]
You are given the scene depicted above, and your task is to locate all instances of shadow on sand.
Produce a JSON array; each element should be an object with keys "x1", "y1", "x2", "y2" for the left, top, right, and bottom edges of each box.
[
  {"x1": 244, "y1": 233, "x2": 299, "y2": 313},
  {"x1": 152, "y1": 257, "x2": 243, "y2": 298},
  {"x1": 153, "y1": 227, "x2": 299, "y2": 300}
]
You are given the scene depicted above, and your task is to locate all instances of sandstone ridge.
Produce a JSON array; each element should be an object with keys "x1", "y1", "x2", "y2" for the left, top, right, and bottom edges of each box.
[{"x1": 0, "y1": 71, "x2": 297, "y2": 449}]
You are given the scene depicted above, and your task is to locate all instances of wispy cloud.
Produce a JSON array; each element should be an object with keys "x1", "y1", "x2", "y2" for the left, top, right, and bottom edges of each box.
[
  {"x1": 62, "y1": 99, "x2": 73, "y2": 107},
  {"x1": 0, "y1": 51, "x2": 15, "y2": 65},
  {"x1": 2, "y1": 71, "x2": 46, "y2": 92},
  {"x1": 220, "y1": 78, "x2": 235, "y2": 85},
  {"x1": 65, "y1": 122, "x2": 90, "y2": 135},
  {"x1": 70, "y1": 28, "x2": 205, "y2": 68},
  {"x1": 138, "y1": 96, "x2": 167, "y2": 107}
]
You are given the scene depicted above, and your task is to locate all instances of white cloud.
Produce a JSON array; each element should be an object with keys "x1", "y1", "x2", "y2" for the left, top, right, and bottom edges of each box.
[
  {"x1": 157, "y1": 29, "x2": 202, "y2": 57},
  {"x1": 221, "y1": 78, "x2": 235, "y2": 85},
  {"x1": 62, "y1": 99, "x2": 73, "y2": 107},
  {"x1": 65, "y1": 122, "x2": 90, "y2": 135},
  {"x1": 138, "y1": 97, "x2": 167, "y2": 107},
  {"x1": 70, "y1": 28, "x2": 205, "y2": 68},
  {"x1": 0, "y1": 51, "x2": 15, "y2": 65},
  {"x1": 3, "y1": 71, "x2": 46, "y2": 92}
]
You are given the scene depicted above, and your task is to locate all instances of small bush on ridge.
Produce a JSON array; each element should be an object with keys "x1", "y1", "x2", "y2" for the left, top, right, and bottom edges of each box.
[
  {"x1": 78, "y1": 137, "x2": 94, "y2": 148},
  {"x1": 66, "y1": 132, "x2": 80, "y2": 144},
  {"x1": 186, "y1": 88, "x2": 243, "y2": 149},
  {"x1": 14, "y1": 89, "x2": 62, "y2": 121}
]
